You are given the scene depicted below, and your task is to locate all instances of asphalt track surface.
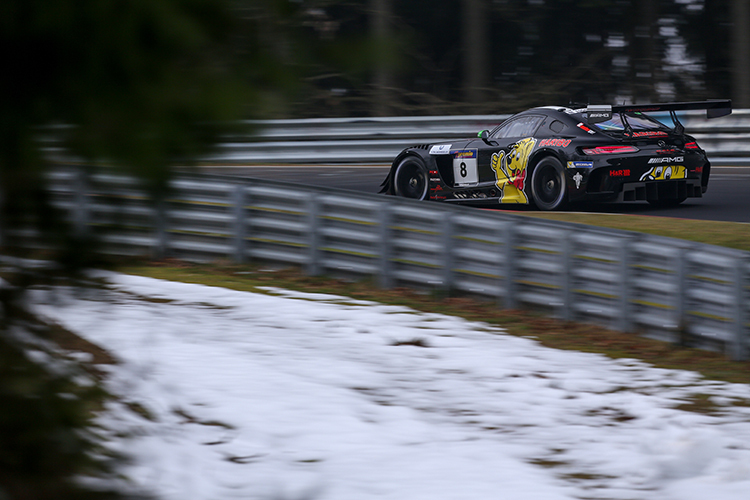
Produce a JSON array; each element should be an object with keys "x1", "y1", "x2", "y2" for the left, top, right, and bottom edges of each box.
[{"x1": 199, "y1": 165, "x2": 750, "y2": 223}]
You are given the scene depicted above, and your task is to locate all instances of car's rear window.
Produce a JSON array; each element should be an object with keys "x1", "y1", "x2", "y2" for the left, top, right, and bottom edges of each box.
[{"x1": 587, "y1": 112, "x2": 669, "y2": 132}]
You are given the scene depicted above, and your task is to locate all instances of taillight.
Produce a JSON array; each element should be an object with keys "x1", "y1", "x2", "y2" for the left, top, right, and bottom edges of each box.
[
  {"x1": 581, "y1": 145, "x2": 640, "y2": 155},
  {"x1": 685, "y1": 142, "x2": 699, "y2": 149}
]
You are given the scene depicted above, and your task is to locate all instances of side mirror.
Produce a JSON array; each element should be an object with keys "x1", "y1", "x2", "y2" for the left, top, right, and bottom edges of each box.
[{"x1": 478, "y1": 129, "x2": 496, "y2": 145}]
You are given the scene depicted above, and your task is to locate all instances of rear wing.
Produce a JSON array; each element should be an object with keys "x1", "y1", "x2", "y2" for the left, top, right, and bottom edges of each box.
[{"x1": 586, "y1": 100, "x2": 732, "y2": 124}]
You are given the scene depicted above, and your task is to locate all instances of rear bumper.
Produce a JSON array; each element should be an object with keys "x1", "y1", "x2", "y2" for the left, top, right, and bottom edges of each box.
[{"x1": 617, "y1": 178, "x2": 703, "y2": 202}]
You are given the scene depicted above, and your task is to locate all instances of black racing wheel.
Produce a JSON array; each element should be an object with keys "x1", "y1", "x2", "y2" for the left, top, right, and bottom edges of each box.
[
  {"x1": 530, "y1": 157, "x2": 568, "y2": 211},
  {"x1": 393, "y1": 156, "x2": 429, "y2": 200}
]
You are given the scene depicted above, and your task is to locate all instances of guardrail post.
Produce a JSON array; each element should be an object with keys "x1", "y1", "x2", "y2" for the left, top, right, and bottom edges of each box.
[
  {"x1": 559, "y1": 231, "x2": 573, "y2": 322},
  {"x1": 617, "y1": 237, "x2": 633, "y2": 333},
  {"x1": 231, "y1": 185, "x2": 246, "y2": 263},
  {"x1": 730, "y1": 255, "x2": 749, "y2": 361},
  {"x1": 73, "y1": 168, "x2": 89, "y2": 239},
  {"x1": 378, "y1": 204, "x2": 393, "y2": 288},
  {"x1": 441, "y1": 211, "x2": 455, "y2": 294},
  {"x1": 306, "y1": 194, "x2": 321, "y2": 276},
  {"x1": 674, "y1": 246, "x2": 689, "y2": 344},
  {"x1": 503, "y1": 222, "x2": 518, "y2": 310},
  {"x1": 153, "y1": 196, "x2": 168, "y2": 260}
]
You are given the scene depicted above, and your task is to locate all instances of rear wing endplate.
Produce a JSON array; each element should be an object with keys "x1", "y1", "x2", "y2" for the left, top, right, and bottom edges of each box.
[{"x1": 586, "y1": 100, "x2": 732, "y2": 124}]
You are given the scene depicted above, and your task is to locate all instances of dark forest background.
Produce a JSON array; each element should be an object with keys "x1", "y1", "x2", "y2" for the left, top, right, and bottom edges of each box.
[{"x1": 260, "y1": 0, "x2": 750, "y2": 117}]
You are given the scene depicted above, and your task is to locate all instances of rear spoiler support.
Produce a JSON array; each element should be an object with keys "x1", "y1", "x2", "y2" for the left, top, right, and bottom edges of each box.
[{"x1": 586, "y1": 99, "x2": 732, "y2": 124}]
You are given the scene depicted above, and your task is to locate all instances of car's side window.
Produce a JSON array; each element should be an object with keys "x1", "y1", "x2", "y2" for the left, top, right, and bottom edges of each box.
[
  {"x1": 492, "y1": 115, "x2": 544, "y2": 139},
  {"x1": 549, "y1": 120, "x2": 566, "y2": 134}
]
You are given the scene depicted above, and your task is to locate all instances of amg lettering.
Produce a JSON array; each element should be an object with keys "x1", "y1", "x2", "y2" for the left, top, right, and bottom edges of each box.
[{"x1": 648, "y1": 156, "x2": 684, "y2": 164}]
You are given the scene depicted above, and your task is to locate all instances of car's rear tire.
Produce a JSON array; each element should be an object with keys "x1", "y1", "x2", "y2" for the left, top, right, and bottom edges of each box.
[
  {"x1": 530, "y1": 157, "x2": 567, "y2": 211},
  {"x1": 394, "y1": 156, "x2": 429, "y2": 200}
]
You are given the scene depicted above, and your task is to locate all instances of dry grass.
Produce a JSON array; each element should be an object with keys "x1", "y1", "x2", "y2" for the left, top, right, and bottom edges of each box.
[{"x1": 519, "y1": 212, "x2": 750, "y2": 251}]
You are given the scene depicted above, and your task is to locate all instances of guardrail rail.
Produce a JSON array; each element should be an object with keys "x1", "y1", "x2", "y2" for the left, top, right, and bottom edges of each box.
[
  {"x1": 33, "y1": 167, "x2": 750, "y2": 361},
  {"x1": 206, "y1": 110, "x2": 750, "y2": 165}
]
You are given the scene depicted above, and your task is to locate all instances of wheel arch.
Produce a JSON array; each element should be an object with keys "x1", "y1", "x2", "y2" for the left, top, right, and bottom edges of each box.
[
  {"x1": 527, "y1": 149, "x2": 567, "y2": 178},
  {"x1": 383, "y1": 149, "x2": 431, "y2": 195},
  {"x1": 527, "y1": 151, "x2": 569, "y2": 210}
]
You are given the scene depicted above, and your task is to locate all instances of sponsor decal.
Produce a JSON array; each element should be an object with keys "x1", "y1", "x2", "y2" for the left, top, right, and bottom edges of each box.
[
  {"x1": 622, "y1": 107, "x2": 660, "y2": 112},
  {"x1": 656, "y1": 149, "x2": 679, "y2": 155},
  {"x1": 451, "y1": 149, "x2": 477, "y2": 159},
  {"x1": 430, "y1": 178, "x2": 441, "y2": 182},
  {"x1": 567, "y1": 161, "x2": 594, "y2": 169},
  {"x1": 577, "y1": 122, "x2": 596, "y2": 134},
  {"x1": 695, "y1": 166, "x2": 703, "y2": 173},
  {"x1": 631, "y1": 131, "x2": 668, "y2": 137},
  {"x1": 639, "y1": 165, "x2": 687, "y2": 181},
  {"x1": 451, "y1": 149, "x2": 478, "y2": 186},
  {"x1": 573, "y1": 171, "x2": 583, "y2": 189},
  {"x1": 429, "y1": 144, "x2": 452, "y2": 155},
  {"x1": 538, "y1": 138, "x2": 572, "y2": 147},
  {"x1": 648, "y1": 156, "x2": 684, "y2": 164},
  {"x1": 491, "y1": 137, "x2": 536, "y2": 204},
  {"x1": 609, "y1": 169, "x2": 631, "y2": 177}
]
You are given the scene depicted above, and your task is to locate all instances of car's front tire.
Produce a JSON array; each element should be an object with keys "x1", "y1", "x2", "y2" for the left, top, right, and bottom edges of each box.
[
  {"x1": 393, "y1": 156, "x2": 429, "y2": 200},
  {"x1": 530, "y1": 157, "x2": 568, "y2": 211}
]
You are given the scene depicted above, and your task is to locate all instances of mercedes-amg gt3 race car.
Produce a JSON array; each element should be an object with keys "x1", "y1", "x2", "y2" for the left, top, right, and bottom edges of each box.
[{"x1": 380, "y1": 100, "x2": 731, "y2": 210}]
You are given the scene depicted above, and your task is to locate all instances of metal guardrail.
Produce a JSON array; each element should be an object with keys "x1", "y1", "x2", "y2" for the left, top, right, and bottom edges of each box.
[
  {"x1": 36, "y1": 167, "x2": 750, "y2": 361},
  {"x1": 206, "y1": 110, "x2": 750, "y2": 165}
]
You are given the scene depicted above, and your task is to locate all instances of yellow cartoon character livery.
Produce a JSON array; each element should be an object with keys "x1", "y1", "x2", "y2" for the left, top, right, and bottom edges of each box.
[
  {"x1": 491, "y1": 137, "x2": 536, "y2": 204},
  {"x1": 381, "y1": 100, "x2": 730, "y2": 210}
]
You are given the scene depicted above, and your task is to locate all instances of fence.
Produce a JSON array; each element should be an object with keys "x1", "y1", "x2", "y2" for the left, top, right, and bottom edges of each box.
[
  {"x1": 206, "y1": 110, "x2": 750, "y2": 164},
  {"x1": 39, "y1": 166, "x2": 750, "y2": 361}
]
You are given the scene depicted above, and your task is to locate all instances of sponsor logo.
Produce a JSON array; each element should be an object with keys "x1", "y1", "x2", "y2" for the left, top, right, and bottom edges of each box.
[
  {"x1": 451, "y1": 149, "x2": 477, "y2": 159},
  {"x1": 429, "y1": 144, "x2": 452, "y2": 155},
  {"x1": 631, "y1": 131, "x2": 668, "y2": 137},
  {"x1": 656, "y1": 149, "x2": 678, "y2": 154},
  {"x1": 588, "y1": 112, "x2": 610, "y2": 119},
  {"x1": 609, "y1": 169, "x2": 631, "y2": 177},
  {"x1": 430, "y1": 178, "x2": 441, "y2": 182},
  {"x1": 538, "y1": 138, "x2": 572, "y2": 147},
  {"x1": 695, "y1": 166, "x2": 703, "y2": 173},
  {"x1": 567, "y1": 161, "x2": 593, "y2": 169},
  {"x1": 648, "y1": 156, "x2": 684, "y2": 164}
]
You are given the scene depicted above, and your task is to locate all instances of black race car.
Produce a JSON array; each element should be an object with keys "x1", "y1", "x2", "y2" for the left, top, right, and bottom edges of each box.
[{"x1": 380, "y1": 100, "x2": 731, "y2": 210}]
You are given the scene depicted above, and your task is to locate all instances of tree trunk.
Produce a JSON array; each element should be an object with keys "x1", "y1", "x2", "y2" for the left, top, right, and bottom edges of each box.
[
  {"x1": 370, "y1": 0, "x2": 393, "y2": 116},
  {"x1": 462, "y1": 0, "x2": 489, "y2": 107},
  {"x1": 731, "y1": 0, "x2": 750, "y2": 107}
]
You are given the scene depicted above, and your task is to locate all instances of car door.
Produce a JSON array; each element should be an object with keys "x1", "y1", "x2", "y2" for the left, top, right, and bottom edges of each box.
[{"x1": 475, "y1": 114, "x2": 545, "y2": 203}]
